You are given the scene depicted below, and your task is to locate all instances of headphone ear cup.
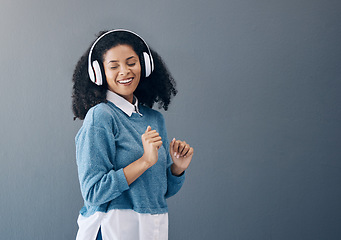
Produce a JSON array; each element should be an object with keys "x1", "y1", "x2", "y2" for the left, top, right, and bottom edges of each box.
[
  {"x1": 92, "y1": 60, "x2": 103, "y2": 85},
  {"x1": 143, "y1": 52, "x2": 152, "y2": 77},
  {"x1": 139, "y1": 53, "x2": 146, "y2": 78}
]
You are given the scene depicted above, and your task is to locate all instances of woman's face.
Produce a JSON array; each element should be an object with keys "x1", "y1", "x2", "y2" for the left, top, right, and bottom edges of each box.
[{"x1": 102, "y1": 44, "x2": 141, "y2": 103}]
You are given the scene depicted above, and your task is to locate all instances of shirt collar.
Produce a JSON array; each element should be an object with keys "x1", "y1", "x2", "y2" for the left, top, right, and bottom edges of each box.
[{"x1": 106, "y1": 90, "x2": 142, "y2": 117}]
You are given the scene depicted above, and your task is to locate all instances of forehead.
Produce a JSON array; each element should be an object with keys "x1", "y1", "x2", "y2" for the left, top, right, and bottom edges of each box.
[{"x1": 103, "y1": 44, "x2": 138, "y2": 61}]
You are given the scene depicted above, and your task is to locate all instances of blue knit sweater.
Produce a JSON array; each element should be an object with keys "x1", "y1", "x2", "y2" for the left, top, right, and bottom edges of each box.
[{"x1": 75, "y1": 101, "x2": 185, "y2": 217}]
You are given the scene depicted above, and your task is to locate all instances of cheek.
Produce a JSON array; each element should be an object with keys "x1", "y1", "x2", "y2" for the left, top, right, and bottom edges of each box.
[
  {"x1": 134, "y1": 65, "x2": 142, "y2": 78},
  {"x1": 104, "y1": 69, "x2": 118, "y2": 81}
]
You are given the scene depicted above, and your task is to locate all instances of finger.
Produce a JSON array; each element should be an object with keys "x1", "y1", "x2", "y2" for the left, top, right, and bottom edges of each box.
[
  {"x1": 145, "y1": 131, "x2": 160, "y2": 139},
  {"x1": 144, "y1": 129, "x2": 158, "y2": 135},
  {"x1": 154, "y1": 140, "x2": 163, "y2": 149},
  {"x1": 146, "y1": 129, "x2": 157, "y2": 135},
  {"x1": 181, "y1": 144, "x2": 191, "y2": 157},
  {"x1": 142, "y1": 130, "x2": 157, "y2": 141},
  {"x1": 186, "y1": 147, "x2": 194, "y2": 157},
  {"x1": 145, "y1": 126, "x2": 152, "y2": 133},
  {"x1": 170, "y1": 138, "x2": 175, "y2": 155},
  {"x1": 143, "y1": 129, "x2": 157, "y2": 136},
  {"x1": 175, "y1": 140, "x2": 185, "y2": 158},
  {"x1": 178, "y1": 141, "x2": 187, "y2": 156},
  {"x1": 173, "y1": 140, "x2": 180, "y2": 157},
  {"x1": 149, "y1": 136, "x2": 162, "y2": 143}
]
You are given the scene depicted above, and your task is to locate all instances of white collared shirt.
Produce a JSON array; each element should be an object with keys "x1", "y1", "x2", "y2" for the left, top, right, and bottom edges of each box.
[
  {"x1": 106, "y1": 90, "x2": 143, "y2": 117},
  {"x1": 77, "y1": 210, "x2": 168, "y2": 240},
  {"x1": 76, "y1": 90, "x2": 168, "y2": 240}
]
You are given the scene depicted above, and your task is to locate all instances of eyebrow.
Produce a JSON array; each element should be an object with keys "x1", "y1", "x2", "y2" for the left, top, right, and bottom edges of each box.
[{"x1": 107, "y1": 56, "x2": 137, "y2": 64}]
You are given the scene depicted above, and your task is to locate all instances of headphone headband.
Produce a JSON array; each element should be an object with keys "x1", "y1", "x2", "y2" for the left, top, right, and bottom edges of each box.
[{"x1": 88, "y1": 29, "x2": 154, "y2": 85}]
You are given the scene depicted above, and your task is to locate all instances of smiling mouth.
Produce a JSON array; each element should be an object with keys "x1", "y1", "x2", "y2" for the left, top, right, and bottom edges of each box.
[{"x1": 117, "y1": 78, "x2": 133, "y2": 84}]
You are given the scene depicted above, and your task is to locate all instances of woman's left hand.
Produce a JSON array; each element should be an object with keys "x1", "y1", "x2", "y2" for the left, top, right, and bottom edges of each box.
[{"x1": 170, "y1": 138, "x2": 194, "y2": 176}]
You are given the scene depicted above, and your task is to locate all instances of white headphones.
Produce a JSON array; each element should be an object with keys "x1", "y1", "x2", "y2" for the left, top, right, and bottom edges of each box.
[{"x1": 88, "y1": 29, "x2": 154, "y2": 85}]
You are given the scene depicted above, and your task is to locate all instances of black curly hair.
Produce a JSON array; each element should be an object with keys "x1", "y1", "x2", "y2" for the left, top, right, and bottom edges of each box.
[{"x1": 72, "y1": 30, "x2": 177, "y2": 120}]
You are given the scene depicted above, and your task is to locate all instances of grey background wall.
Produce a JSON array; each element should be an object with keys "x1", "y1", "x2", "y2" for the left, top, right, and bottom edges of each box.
[{"x1": 0, "y1": 0, "x2": 340, "y2": 239}]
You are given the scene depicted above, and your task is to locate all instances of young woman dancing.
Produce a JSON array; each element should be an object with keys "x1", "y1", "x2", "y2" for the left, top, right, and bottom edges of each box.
[{"x1": 72, "y1": 29, "x2": 193, "y2": 240}]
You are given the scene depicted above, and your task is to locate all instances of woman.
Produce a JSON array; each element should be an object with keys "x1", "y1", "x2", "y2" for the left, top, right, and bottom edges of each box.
[{"x1": 72, "y1": 29, "x2": 193, "y2": 240}]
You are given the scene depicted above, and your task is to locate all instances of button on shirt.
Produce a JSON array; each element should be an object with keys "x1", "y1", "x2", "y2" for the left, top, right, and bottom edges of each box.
[{"x1": 76, "y1": 90, "x2": 171, "y2": 240}]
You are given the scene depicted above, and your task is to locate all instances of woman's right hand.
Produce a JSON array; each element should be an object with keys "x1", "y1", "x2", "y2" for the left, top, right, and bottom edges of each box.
[{"x1": 141, "y1": 126, "x2": 163, "y2": 168}]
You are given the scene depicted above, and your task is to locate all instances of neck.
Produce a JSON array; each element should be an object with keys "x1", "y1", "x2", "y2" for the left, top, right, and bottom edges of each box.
[{"x1": 125, "y1": 95, "x2": 134, "y2": 104}]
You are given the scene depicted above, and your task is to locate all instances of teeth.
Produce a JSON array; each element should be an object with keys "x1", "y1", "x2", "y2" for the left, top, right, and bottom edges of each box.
[{"x1": 118, "y1": 78, "x2": 132, "y2": 84}]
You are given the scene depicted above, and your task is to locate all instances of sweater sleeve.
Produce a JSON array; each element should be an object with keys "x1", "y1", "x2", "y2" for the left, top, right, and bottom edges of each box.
[
  {"x1": 156, "y1": 112, "x2": 186, "y2": 199},
  {"x1": 76, "y1": 124, "x2": 129, "y2": 206},
  {"x1": 165, "y1": 162, "x2": 185, "y2": 199}
]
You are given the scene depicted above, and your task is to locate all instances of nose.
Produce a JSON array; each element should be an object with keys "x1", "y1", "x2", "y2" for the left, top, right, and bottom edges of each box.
[{"x1": 119, "y1": 64, "x2": 130, "y2": 76}]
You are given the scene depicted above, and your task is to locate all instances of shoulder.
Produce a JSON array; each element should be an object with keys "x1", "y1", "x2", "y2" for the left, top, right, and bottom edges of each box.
[
  {"x1": 76, "y1": 102, "x2": 119, "y2": 143},
  {"x1": 83, "y1": 102, "x2": 117, "y2": 129}
]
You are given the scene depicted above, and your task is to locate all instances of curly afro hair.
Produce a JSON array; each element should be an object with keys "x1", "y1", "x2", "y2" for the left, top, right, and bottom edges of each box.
[{"x1": 72, "y1": 30, "x2": 177, "y2": 120}]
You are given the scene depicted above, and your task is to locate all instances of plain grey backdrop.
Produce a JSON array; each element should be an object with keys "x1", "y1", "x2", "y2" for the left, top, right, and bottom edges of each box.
[{"x1": 1, "y1": 0, "x2": 340, "y2": 239}]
